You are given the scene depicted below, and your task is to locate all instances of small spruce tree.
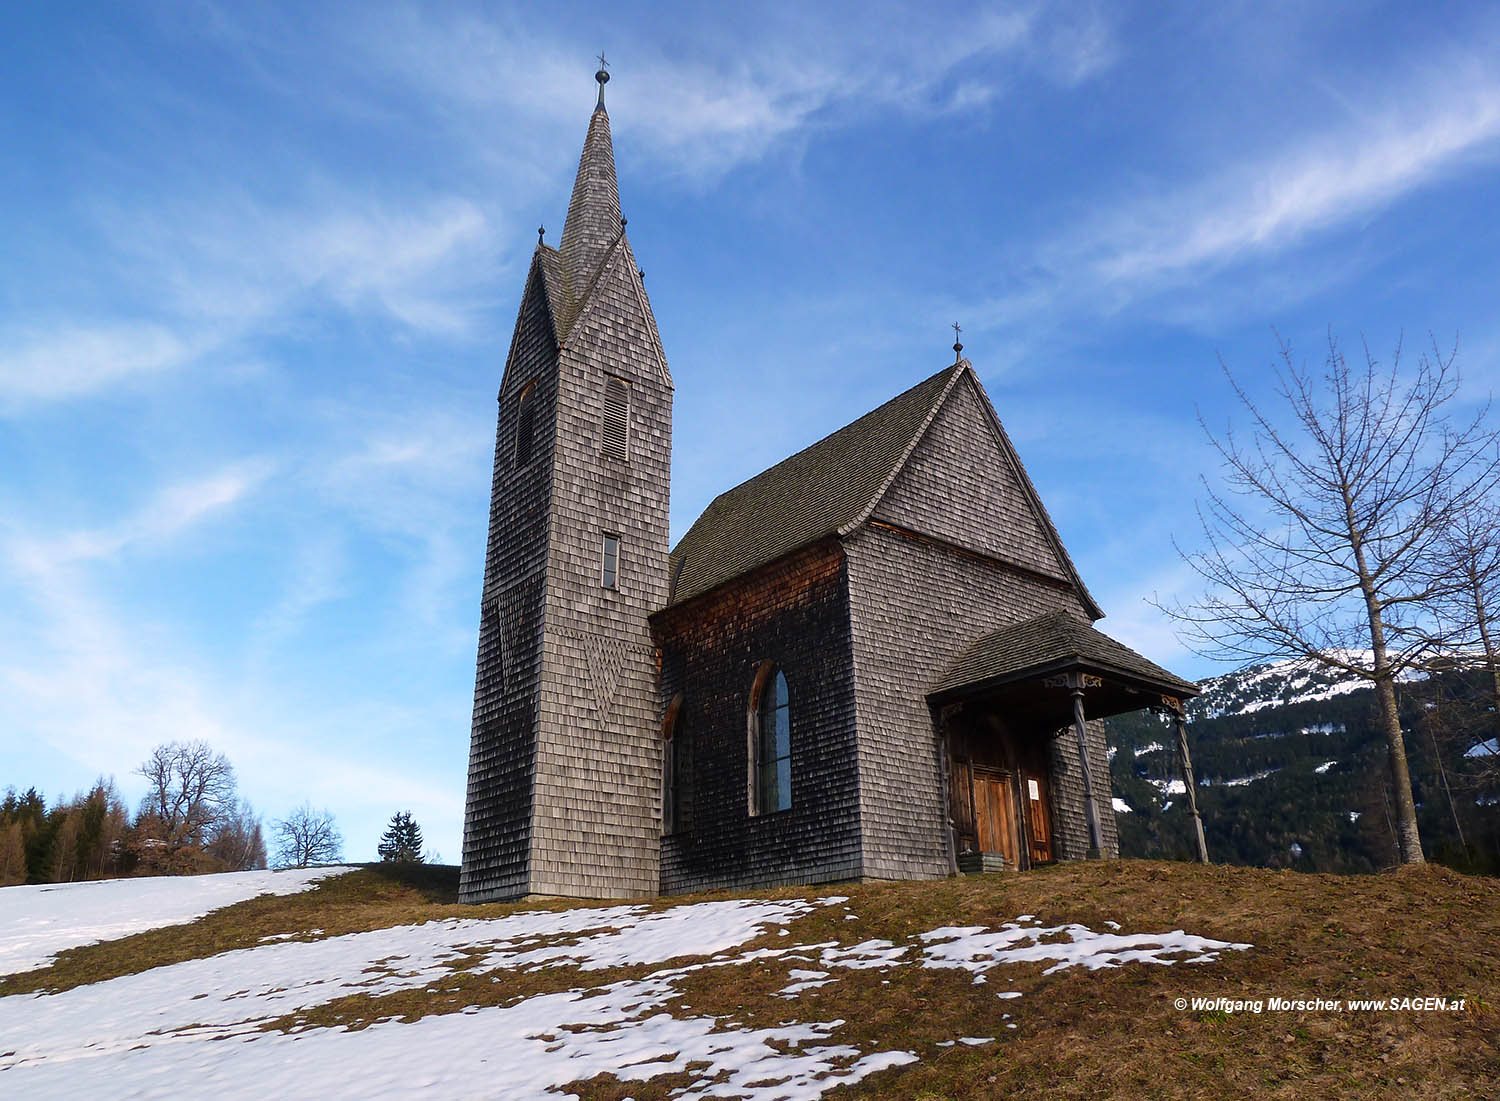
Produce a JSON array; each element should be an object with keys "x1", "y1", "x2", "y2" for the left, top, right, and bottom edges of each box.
[{"x1": 377, "y1": 811, "x2": 424, "y2": 863}]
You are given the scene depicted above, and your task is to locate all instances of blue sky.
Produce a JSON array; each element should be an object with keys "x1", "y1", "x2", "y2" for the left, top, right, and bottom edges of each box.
[{"x1": 4, "y1": 2, "x2": 1500, "y2": 863}]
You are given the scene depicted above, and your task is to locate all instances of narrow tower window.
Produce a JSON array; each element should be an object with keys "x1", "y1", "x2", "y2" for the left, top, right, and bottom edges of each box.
[
  {"x1": 515, "y1": 381, "x2": 537, "y2": 467},
  {"x1": 602, "y1": 533, "x2": 620, "y2": 589},
  {"x1": 752, "y1": 666, "x2": 791, "y2": 814},
  {"x1": 601, "y1": 376, "x2": 630, "y2": 460}
]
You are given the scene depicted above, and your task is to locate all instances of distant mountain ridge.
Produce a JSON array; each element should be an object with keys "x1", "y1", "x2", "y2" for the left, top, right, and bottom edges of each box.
[
  {"x1": 1105, "y1": 654, "x2": 1499, "y2": 874},
  {"x1": 1189, "y1": 654, "x2": 1408, "y2": 720}
]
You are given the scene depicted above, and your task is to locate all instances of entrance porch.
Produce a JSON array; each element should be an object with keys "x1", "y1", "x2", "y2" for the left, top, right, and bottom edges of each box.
[{"x1": 928, "y1": 609, "x2": 1202, "y2": 873}]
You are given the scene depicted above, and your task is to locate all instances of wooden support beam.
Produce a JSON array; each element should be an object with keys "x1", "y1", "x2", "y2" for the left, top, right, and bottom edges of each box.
[
  {"x1": 1070, "y1": 685, "x2": 1104, "y2": 860},
  {"x1": 1171, "y1": 709, "x2": 1210, "y2": 864}
]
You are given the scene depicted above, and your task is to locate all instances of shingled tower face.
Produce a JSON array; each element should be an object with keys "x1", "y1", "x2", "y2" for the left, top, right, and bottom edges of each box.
[{"x1": 460, "y1": 78, "x2": 674, "y2": 903}]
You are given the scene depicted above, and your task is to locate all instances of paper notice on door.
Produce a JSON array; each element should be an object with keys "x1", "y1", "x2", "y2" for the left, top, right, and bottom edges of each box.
[{"x1": 1027, "y1": 778, "x2": 1040, "y2": 801}]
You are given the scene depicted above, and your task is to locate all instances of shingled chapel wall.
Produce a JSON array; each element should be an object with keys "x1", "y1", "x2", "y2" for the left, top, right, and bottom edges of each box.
[
  {"x1": 654, "y1": 541, "x2": 862, "y2": 893},
  {"x1": 844, "y1": 524, "x2": 1100, "y2": 877}
]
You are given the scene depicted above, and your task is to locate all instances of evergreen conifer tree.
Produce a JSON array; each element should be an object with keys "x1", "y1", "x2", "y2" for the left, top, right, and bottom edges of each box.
[{"x1": 377, "y1": 811, "x2": 424, "y2": 863}]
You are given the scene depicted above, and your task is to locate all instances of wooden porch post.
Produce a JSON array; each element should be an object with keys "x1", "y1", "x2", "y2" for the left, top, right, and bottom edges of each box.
[
  {"x1": 1070, "y1": 684, "x2": 1104, "y2": 860},
  {"x1": 935, "y1": 704, "x2": 962, "y2": 877},
  {"x1": 1169, "y1": 704, "x2": 1210, "y2": 864}
]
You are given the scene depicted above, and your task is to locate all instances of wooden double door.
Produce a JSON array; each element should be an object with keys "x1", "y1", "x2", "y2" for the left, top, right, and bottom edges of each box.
[{"x1": 949, "y1": 718, "x2": 1054, "y2": 869}]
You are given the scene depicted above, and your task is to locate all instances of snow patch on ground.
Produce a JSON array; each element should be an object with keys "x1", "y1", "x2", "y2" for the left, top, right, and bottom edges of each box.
[
  {"x1": 0, "y1": 867, "x2": 354, "y2": 975},
  {"x1": 1, "y1": 895, "x2": 909, "y2": 1098},
  {"x1": 1466, "y1": 737, "x2": 1500, "y2": 758},
  {"x1": 1147, "y1": 778, "x2": 1187, "y2": 797},
  {"x1": 1315, "y1": 761, "x2": 1337, "y2": 774},
  {"x1": 0, "y1": 879, "x2": 1253, "y2": 1099},
  {"x1": 1134, "y1": 742, "x2": 1165, "y2": 757},
  {"x1": 1112, "y1": 797, "x2": 1133, "y2": 814},
  {"x1": 918, "y1": 921, "x2": 1250, "y2": 978}
]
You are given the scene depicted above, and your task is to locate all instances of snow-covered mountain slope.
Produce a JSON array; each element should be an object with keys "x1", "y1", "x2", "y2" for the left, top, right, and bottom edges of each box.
[{"x1": 1189, "y1": 656, "x2": 1381, "y2": 719}]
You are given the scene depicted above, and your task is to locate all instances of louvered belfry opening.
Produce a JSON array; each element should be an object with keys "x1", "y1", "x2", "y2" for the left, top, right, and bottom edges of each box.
[
  {"x1": 602, "y1": 376, "x2": 630, "y2": 460},
  {"x1": 515, "y1": 382, "x2": 536, "y2": 466}
]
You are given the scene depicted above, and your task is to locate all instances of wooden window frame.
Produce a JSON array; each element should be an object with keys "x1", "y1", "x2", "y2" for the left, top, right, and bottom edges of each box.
[
  {"x1": 747, "y1": 661, "x2": 791, "y2": 816},
  {"x1": 662, "y1": 693, "x2": 684, "y2": 836},
  {"x1": 601, "y1": 533, "x2": 620, "y2": 590}
]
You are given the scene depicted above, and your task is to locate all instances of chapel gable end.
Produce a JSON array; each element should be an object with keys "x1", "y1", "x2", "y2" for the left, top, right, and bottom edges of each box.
[{"x1": 871, "y1": 369, "x2": 1084, "y2": 597}]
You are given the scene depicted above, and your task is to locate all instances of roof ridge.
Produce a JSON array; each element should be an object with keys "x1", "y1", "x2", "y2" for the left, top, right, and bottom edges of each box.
[
  {"x1": 837, "y1": 360, "x2": 969, "y2": 537},
  {"x1": 700, "y1": 362, "x2": 963, "y2": 510},
  {"x1": 533, "y1": 244, "x2": 574, "y2": 343},
  {"x1": 663, "y1": 361, "x2": 964, "y2": 608},
  {"x1": 557, "y1": 234, "x2": 671, "y2": 388}
]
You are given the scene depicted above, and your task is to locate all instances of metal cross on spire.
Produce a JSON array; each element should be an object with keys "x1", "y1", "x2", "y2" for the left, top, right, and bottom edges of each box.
[
  {"x1": 594, "y1": 50, "x2": 610, "y2": 106},
  {"x1": 952, "y1": 322, "x2": 963, "y2": 363}
]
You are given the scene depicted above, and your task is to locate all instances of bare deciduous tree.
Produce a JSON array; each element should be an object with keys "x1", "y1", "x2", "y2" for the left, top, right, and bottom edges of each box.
[
  {"x1": 1437, "y1": 499, "x2": 1500, "y2": 714},
  {"x1": 273, "y1": 803, "x2": 343, "y2": 869},
  {"x1": 1425, "y1": 499, "x2": 1500, "y2": 800},
  {"x1": 1164, "y1": 333, "x2": 1500, "y2": 865},
  {"x1": 206, "y1": 800, "x2": 268, "y2": 871},
  {"x1": 134, "y1": 740, "x2": 238, "y2": 856}
]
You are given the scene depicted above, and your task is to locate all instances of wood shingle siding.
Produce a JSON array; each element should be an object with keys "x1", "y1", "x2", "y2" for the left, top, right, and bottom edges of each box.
[
  {"x1": 461, "y1": 93, "x2": 673, "y2": 903},
  {"x1": 654, "y1": 543, "x2": 862, "y2": 893}
]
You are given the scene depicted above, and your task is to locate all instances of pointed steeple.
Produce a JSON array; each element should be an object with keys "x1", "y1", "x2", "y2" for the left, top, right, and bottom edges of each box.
[{"x1": 559, "y1": 64, "x2": 622, "y2": 297}]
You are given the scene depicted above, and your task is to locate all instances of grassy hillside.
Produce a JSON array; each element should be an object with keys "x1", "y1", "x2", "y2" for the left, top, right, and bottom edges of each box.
[{"x1": 5, "y1": 861, "x2": 1496, "y2": 1098}]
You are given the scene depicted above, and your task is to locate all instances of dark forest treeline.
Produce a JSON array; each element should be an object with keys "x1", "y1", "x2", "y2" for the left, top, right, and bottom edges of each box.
[
  {"x1": 1106, "y1": 665, "x2": 1500, "y2": 875},
  {"x1": 1, "y1": 774, "x2": 266, "y2": 887}
]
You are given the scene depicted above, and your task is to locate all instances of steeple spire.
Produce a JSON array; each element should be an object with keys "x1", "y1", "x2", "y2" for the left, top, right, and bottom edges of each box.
[{"x1": 559, "y1": 61, "x2": 621, "y2": 295}]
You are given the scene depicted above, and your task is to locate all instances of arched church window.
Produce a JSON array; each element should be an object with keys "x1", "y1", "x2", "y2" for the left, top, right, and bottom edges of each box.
[
  {"x1": 515, "y1": 381, "x2": 537, "y2": 466},
  {"x1": 663, "y1": 694, "x2": 690, "y2": 835},
  {"x1": 751, "y1": 665, "x2": 791, "y2": 814}
]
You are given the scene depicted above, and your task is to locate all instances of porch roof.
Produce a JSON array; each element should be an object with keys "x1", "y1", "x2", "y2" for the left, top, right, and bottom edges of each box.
[{"x1": 930, "y1": 609, "x2": 1199, "y2": 708}]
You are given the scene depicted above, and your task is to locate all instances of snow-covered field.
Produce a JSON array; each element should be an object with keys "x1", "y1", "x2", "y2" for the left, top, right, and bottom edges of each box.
[
  {"x1": 0, "y1": 866, "x2": 353, "y2": 974},
  {"x1": 0, "y1": 871, "x2": 1252, "y2": 1099}
]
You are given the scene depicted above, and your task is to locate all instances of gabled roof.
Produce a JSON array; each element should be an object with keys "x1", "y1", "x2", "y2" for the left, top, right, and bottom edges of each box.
[
  {"x1": 666, "y1": 364, "x2": 963, "y2": 608},
  {"x1": 664, "y1": 360, "x2": 1108, "y2": 613},
  {"x1": 930, "y1": 609, "x2": 1199, "y2": 700}
]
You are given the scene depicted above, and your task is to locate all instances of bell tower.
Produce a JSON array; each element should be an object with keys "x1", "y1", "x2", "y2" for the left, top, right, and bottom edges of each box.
[{"x1": 460, "y1": 65, "x2": 674, "y2": 902}]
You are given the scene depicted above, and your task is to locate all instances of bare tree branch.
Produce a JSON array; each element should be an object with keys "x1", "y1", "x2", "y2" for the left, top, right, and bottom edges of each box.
[{"x1": 1156, "y1": 332, "x2": 1500, "y2": 864}]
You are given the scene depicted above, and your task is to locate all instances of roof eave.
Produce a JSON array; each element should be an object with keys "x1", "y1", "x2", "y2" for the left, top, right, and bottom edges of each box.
[{"x1": 929, "y1": 653, "x2": 1200, "y2": 706}]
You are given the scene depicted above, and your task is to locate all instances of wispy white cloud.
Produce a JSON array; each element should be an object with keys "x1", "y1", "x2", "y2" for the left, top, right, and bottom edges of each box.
[
  {"x1": 967, "y1": 69, "x2": 1500, "y2": 332},
  {"x1": 315, "y1": 406, "x2": 491, "y2": 638},
  {"x1": 1088, "y1": 83, "x2": 1500, "y2": 287},
  {"x1": 0, "y1": 324, "x2": 195, "y2": 410},
  {"x1": 93, "y1": 192, "x2": 499, "y2": 337},
  {"x1": 0, "y1": 460, "x2": 465, "y2": 854},
  {"x1": 9, "y1": 462, "x2": 274, "y2": 571},
  {"x1": 0, "y1": 192, "x2": 498, "y2": 414},
  {"x1": 358, "y1": 2, "x2": 1113, "y2": 179}
]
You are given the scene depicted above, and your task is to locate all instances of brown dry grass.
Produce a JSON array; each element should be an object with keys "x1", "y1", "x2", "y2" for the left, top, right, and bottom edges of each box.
[{"x1": 6, "y1": 860, "x2": 1497, "y2": 1099}]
